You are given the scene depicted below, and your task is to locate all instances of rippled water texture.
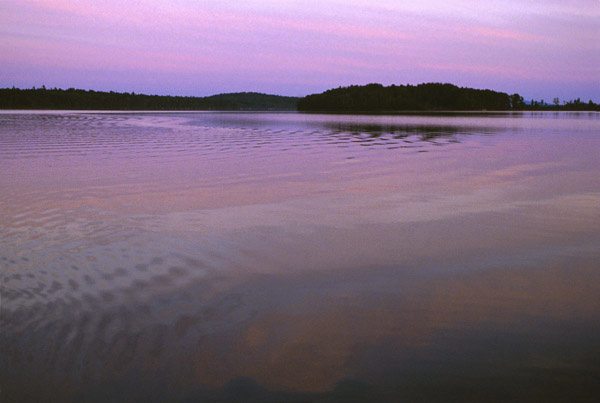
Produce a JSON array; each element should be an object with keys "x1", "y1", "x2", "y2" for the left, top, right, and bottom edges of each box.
[{"x1": 1, "y1": 111, "x2": 600, "y2": 402}]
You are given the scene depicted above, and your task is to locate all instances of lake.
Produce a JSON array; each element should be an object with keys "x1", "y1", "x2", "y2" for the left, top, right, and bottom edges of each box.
[{"x1": 1, "y1": 111, "x2": 599, "y2": 402}]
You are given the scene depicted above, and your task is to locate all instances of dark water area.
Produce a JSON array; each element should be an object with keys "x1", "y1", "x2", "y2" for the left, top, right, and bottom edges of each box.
[{"x1": 1, "y1": 111, "x2": 599, "y2": 402}]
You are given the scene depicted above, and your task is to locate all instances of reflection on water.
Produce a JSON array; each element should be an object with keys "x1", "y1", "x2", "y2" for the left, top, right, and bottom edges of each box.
[{"x1": 1, "y1": 111, "x2": 600, "y2": 401}]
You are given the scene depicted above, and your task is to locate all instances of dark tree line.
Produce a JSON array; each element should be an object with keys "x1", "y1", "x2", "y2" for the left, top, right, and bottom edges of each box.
[
  {"x1": 297, "y1": 83, "x2": 599, "y2": 112},
  {"x1": 298, "y1": 83, "x2": 512, "y2": 111},
  {"x1": 0, "y1": 87, "x2": 299, "y2": 110},
  {"x1": 2, "y1": 84, "x2": 597, "y2": 112}
]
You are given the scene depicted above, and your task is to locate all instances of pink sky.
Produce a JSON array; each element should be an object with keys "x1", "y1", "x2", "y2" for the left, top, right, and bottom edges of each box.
[{"x1": 1, "y1": 0, "x2": 599, "y2": 101}]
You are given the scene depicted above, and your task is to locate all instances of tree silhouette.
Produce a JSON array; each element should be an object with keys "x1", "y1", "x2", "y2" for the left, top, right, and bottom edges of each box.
[{"x1": 0, "y1": 87, "x2": 299, "y2": 110}]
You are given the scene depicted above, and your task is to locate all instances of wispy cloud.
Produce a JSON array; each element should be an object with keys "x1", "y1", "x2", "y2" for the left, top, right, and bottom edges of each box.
[{"x1": 1, "y1": 0, "x2": 598, "y2": 99}]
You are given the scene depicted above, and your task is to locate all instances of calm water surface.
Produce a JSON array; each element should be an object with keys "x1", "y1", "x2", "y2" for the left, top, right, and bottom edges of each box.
[{"x1": 1, "y1": 111, "x2": 599, "y2": 401}]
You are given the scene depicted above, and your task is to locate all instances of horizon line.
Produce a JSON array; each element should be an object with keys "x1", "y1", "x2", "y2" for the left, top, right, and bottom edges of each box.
[{"x1": 2, "y1": 83, "x2": 598, "y2": 104}]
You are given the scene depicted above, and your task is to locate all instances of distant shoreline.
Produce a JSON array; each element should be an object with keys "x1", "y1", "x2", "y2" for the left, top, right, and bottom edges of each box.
[
  {"x1": 3, "y1": 110, "x2": 597, "y2": 115},
  {"x1": 0, "y1": 88, "x2": 299, "y2": 111},
  {"x1": 1, "y1": 84, "x2": 598, "y2": 112},
  {"x1": 298, "y1": 83, "x2": 600, "y2": 112}
]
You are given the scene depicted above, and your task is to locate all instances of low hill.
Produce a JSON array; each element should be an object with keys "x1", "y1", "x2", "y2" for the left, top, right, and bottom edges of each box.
[
  {"x1": 203, "y1": 92, "x2": 298, "y2": 110},
  {"x1": 297, "y1": 83, "x2": 519, "y2": 111},
  {"x1": 0, "y1": 87, "x2": 299, "y2": 110}
]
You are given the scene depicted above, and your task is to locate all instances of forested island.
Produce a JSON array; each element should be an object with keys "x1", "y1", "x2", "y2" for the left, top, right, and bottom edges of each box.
[
  {"x1": 1, "y1": 83, "x2": 598, "y2": 111},
  {"x1": 0, "y1": 87, "x2": 299, "y2": 110},
  {"x1": 298, "y1": 83, "x2": 600, "y2": 112}
]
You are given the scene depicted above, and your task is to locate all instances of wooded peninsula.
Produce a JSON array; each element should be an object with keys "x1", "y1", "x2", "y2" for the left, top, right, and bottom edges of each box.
[
  {"x1": 0, "y1": 87, "x2": 298, "y2": 111},
  {"x1": 297, "y1": 83, "x2": 599, "y2": 111},
  {"x1": 1, "y1": 83, "x2": 598, "y2": 111}
]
